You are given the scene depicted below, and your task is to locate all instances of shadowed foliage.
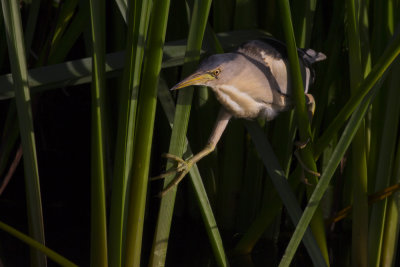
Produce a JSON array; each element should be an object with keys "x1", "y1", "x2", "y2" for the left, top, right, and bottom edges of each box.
[{"x1": 0, "y1": 1, "x2": 399, "y2": 266}]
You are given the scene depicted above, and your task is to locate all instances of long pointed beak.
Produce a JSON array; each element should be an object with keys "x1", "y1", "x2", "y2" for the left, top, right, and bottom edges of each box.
[{"x1": 170, "y1": 72, "x2": 214, "y2": 90}]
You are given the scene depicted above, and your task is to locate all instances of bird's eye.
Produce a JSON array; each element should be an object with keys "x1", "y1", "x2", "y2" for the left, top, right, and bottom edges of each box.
[{"x1": 213, "y1": 69, "x2": 221, "y2": 77}]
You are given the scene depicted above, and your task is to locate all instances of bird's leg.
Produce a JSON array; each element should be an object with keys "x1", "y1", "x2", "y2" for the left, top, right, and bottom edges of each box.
[
  {"x1": 294, "y1": 149, "x2": 321, "y2": 178},
  {"x1": 305, "y1": 93, "x2": 316, "y2": 122},
  {"x1": 294, "y1": 93, "x2": 321, "y2": 181},
  {"x1": 157, "y1": 109, "x2": 232, "y2": 197},
  {"x1": 293, "y1": 93, "x2": 315, "y2": 149}
]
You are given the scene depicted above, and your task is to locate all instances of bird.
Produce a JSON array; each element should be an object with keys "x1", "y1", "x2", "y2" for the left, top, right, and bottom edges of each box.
[{"x1": 156, "y1": 37, "x2": 326, "y2": 196}]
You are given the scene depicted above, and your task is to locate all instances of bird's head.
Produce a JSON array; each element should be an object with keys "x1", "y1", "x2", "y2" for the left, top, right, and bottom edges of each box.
[{"x1": 171, "y1": 53, "x2": 240, "y2": 90}]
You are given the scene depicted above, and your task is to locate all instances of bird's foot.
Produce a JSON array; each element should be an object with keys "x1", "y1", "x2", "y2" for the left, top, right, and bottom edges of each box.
[
  {"x1": 151, "y1": 153, "x2": 194, "y2": 197},
  {"x1": 300, "y1": 172, "x2": 313, "y2": 186},
  {"x1": 294, "y1": 138, "x2": 310, "y2": 149},
  {"x1": 294, "y1": 143, "x2": 321, "y2": 180}
]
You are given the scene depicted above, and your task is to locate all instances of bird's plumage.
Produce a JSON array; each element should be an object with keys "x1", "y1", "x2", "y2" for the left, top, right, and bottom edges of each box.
[
  {"x1": 159, "y1": 38, "x2": 326, "y2": 196},
  {"x1": 172, "y1": 38, "x2": 326, "y2": 121}
]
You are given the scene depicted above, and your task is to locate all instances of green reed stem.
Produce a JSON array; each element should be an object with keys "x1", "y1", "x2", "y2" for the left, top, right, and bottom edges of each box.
[
  {"x1": 108, "y1": 0, "x2": 151, "y2": 266},
  {"x1": 0, "y1": 0, "x2": 46, "y2": 265},
  {"x1": 124, "y1": 1, "x2": 171, "y2": 266},
  {"x1": 89, "y1": 0, "x2": 108, "y2": 265},
  {"x1": 278, "y1": 0, "x2": 329, "y2": 264},
  {"x1": 148, "y1": 1, "x2": 213, "y2": 266}
]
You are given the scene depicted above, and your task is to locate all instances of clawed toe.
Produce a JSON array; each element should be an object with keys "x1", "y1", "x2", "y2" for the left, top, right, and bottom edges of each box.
[
  {"x1": 151, "y1": 154, "x2": 188, "y2": 180},
  {"x1": 293, "y1": 137, "x2": 320, "y2": 178},
  {"x1": 154, "y1": 141, "x2": 217, "y2": 197},
  {"x1": 162, "y1": 153, "x2": 186, "y2": 164},
  {"x1": 157, "y1": 170, "x2": 189, "y2": 197},
  {"x1": 151, "y1": 154, "x2": 194, "y2": 197},
  {"x1": 161, "y1": 153, "x2": 190, "y2": 172},
  {"x1": 150, "y1": 167, "x2": 180, "y2": 181},
  {"x1": 300, "y1": 173, "x2": 313, "y2": 186},
  {"x1": 294, "y1": 150, "x2": 321, "y2": 177},
  {"x1": 294, "y1": 138, "x2": 310, "y2": 149}
]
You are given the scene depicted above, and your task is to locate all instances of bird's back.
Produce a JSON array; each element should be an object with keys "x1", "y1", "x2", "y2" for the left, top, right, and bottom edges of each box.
[
  {"x1": 230, "y1": 38, "x2": 325, "y2": 120},
  {"x1": 237, "y1": 38, "x2": 326, "y2": 67},
  {"x1": 236, "y1": 39, "x2": 325, "y2": 95}
]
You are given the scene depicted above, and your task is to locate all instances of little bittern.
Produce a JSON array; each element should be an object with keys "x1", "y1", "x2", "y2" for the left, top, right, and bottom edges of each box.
[{"x1": 156, "y1": 37, "x2": 326, "y2": 196}]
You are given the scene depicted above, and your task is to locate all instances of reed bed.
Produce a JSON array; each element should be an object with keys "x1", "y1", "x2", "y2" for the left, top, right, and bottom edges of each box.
[{"x1": 0, "y1": 0, "x2": 399, "y2": 266}]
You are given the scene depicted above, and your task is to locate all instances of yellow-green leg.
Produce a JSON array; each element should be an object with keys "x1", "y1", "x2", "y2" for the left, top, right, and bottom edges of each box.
[
  {"x1": 154, "y1": 109, "x2": 232, "y2": 197},
  {"x1": 305, "y1": 93, "x2": 316, "y2": 122},
  {"x1": 294, "y1": 93, "x2": 321, "y2": 180}
]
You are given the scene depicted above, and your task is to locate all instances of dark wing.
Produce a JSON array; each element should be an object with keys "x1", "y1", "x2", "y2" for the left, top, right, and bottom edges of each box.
[
  {"x1": 239, "y1": 38, "x2": 327, "y2": 88},
  {"x1": 237, "y1": 38, "x2": 326, "y2": 66},
  {"x1": 235, "y1": 39, "x2": 291, "y2": 98},
  {"x1": 236, "y1": 38, "x2": 326, "y2": 95},
  {"x1": 236, "y1": 39, "x2": 286, "y2": 65}
]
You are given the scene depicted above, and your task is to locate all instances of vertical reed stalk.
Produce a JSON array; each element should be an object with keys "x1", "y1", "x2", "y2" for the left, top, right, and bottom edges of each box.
[
  {"x1": 108, "y1": 0, "x2": 151, "y2": 265},
  {"x1": 313, "y1": 32, "x2": 400, "y2": 158},
  {"x1": 157, "y1": 78, "x2": 227, "y2": 266},
  {"x1": 345, "y1": 0, "x2": 369, "y2": 265},
  {"x1": 148, "y1": 1, "x2": 213, "y2": 266},
  {"x1": 279, "y1": 89, "x2": 375, "y2": 267},
  {"x1": 89, "y1": 0, "x2": 108, "y2": 265},
  {"x1": 124, "y1": 0, "x2": 171, "y2": 265},
  {"x1": 368, "y1": 31, "x2": 400, "y2": 267},
  {"x1": 0, "y1": 0, "x2": 46, "y2": 265},
  {"x1": 278, "y1": 0, "x2": 329, "y2": 264},
  {"x1": 381, "y1": 121, "x2": 400, "y2": 266},
  {"x1": 244, "y1": 121, "x2": 327, "y2": 267}
]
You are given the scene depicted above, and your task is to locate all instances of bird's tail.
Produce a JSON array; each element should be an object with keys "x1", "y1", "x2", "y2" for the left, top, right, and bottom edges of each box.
[{"x1": 301, "y1": 49, "x2": 327, "y2": 64}]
